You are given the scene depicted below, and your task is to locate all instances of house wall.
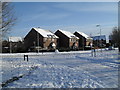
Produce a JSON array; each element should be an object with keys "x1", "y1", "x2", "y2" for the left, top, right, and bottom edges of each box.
[
  {"x1": 86, "y1": 41, "x2": 90, "y2": 46},
  {"x1": 55, "y1": 30, "x2": 78, "y2": 49},
  {"x1": 86, "y1": 39, "x2": 93, "y2": 46},
  {"x1": 24, "y1": 29, "x2": 44, "y2": 51},
  {"x1": 55, "y1": 31, "x2": 69, "y2": 48},
  {"x1": 43, "y1": 38, "x2": 58, "y2": 49},
  {"x1": 74, "y1": 32, "x2": 86, "y2": 48},
  {"x1": 69, "y1": 38, "x2": 79, "y2": 48},
  {"x1": 24, "y1": 28, "x2": 58, "y2": 51}
]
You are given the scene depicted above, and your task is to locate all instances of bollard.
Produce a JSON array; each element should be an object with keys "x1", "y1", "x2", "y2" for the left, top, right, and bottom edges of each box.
[
  {"x1": 24, "y1": 55, "x2": 29, "y2": 61},
  {"x1": 27, "y1": 55, "x2": 28, "y2": 61},
  {"x1": 94, "y1": 49, "x2": 96, "y2": 57},
  {"x1": 91, "y1": 50, "x2": 93, "y2": 57},
  {"x1": 91, "y1": 48, "x2": 96, "y2": 57},
  {"x1": 24, "y1": 55, "x2": 25, "y2": 61}
]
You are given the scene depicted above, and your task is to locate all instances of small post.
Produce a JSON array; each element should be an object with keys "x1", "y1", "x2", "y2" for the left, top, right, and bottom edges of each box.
[
  {"x1": 91, "y1": 46, "x2": 96, "y2": 57},
  {"x1": 10, "y1": 41, "x2": 12, "y2": 53},
  {"x1": 91, "y1": 43, "x2": 94, "y2": 57},
  {"x1": 27, "y1": 55, "x2": 28, "y2": 61},
  {"x1": 24, "y1": 55, "x2": 25, "y2": 61},
  {"x1": 24, "y1": 55, "x2": 29, "y2": 61},
  {"x1": 91, "y1": 49, "x2": 93, "y2": 57},
  {"x1": 94, "y1": 48, "x2": 96, "y2": 57}
]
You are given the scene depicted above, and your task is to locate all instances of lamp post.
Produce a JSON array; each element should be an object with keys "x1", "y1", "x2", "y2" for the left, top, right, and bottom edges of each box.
[
  {"x1": 96, "y1": 24, "x2": 102, "y2": 52},
  {"x1": 10, "y1": 41, "x2": 12, "y2": 53},
  {"x1": 37, "y1": 32, "x2": 39, "y2": 53},
  {"x1": 82, "y1": 37, "x2": 84, "y2": 51},
  {"x1": 9, "y1": 37, "x2": 12, "y2": 53}
]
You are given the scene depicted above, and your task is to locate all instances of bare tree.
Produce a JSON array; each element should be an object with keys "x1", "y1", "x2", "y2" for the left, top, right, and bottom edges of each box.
[
  {"x1": 0, "y1": 2, "x2": 17, "y2": 38},
  {"x1": 110, "y1": 27, "x2": 120, "y2": 52}
]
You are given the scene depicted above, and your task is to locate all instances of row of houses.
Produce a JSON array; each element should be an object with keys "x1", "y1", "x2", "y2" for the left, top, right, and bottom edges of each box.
[
  {"x1": 3, "y1": 27, "x2": 107, "y2": 53},
  {"x1": 24, "y1": 28, "x2": 94, "y2": 51}
]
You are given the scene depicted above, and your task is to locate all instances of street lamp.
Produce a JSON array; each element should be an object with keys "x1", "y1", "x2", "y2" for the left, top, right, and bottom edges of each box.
[
  {"x1": 96, "y1": 24, "x2": 102, "y2": 52},
  {"x1": 9, "y1": 37, "x2": 12, "y2": 53},
  {"x1": 82, "y1": 37, "x2": 84, "y2": 51},
  {"x1": 37, "y1": 32, "x2": 39, "y2": 53},
  {"x1": 10, "y1": 41, "x2": 12, "y2": 53}
]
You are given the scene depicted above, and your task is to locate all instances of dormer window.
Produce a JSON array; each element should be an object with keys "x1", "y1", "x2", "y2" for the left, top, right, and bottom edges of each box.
[
  {"x1": 47, "y1": 34, "x2": 54, "y2": 38},
  {"x1": 71, "y1": 36, "x2": 75, "y2": 38}
]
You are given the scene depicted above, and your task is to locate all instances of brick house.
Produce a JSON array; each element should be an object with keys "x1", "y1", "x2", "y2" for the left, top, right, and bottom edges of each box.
[
  {"x1": 74, "y1": 31, "x2": 93, "y2": 49},
  {"x1": 24, "y1": 28, "x2": 59, "y2": 51},
  {"x1": 55, "y1": 29, "x2": 79, "y2": 49}
]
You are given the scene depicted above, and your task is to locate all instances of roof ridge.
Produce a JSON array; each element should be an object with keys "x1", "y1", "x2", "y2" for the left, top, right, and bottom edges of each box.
[
  {"x1": 33, "y1": 28, "x2": 58, "y2": 38},
  {"x1": 58, "y1": 29, "x2": 78, "y2": 39}
]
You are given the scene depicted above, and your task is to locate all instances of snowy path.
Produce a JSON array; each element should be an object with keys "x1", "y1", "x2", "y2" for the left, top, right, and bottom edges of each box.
[{"x1": 1, "y1": 50, "x2": 119, "y2": 88}]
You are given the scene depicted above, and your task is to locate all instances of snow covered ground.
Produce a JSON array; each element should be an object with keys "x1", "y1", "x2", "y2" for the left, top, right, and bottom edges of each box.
[{"x1": 0, "y1": 49, "x2": 119, "y2": 88}]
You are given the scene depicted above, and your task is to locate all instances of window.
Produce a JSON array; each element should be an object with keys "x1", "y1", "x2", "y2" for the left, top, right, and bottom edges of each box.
[
  {"x1": 71, "y1": 39, "x2": 73, "y2": 42},
  {"x1": 71, "y1": 38, "x2": 77, "y2": 42}
]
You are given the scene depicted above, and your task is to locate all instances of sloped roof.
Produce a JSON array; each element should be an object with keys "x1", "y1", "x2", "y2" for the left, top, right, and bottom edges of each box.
[
  {"x1": 75, "y1": 31, "x2": 90, "y2": 39},
  {"x1": 33, "y1": 28, "x2": 58, "y2": 38},
  {"x1": 57, "y1": 29, "x2": 79, "y2": 39},
  {"x1": 9, "y1": 37, "x2": 23, "y2": 42}
]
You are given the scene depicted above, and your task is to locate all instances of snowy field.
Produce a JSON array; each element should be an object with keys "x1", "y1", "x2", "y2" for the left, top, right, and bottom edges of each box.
[{"x1": 0, "y1": 49, "x2": 120, "y2": 88}]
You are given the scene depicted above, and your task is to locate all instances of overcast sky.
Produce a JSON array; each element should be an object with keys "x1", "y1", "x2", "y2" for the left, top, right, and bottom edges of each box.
[{"x1": 10, "y1": 2, "x2": 118, "y2": 40}]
